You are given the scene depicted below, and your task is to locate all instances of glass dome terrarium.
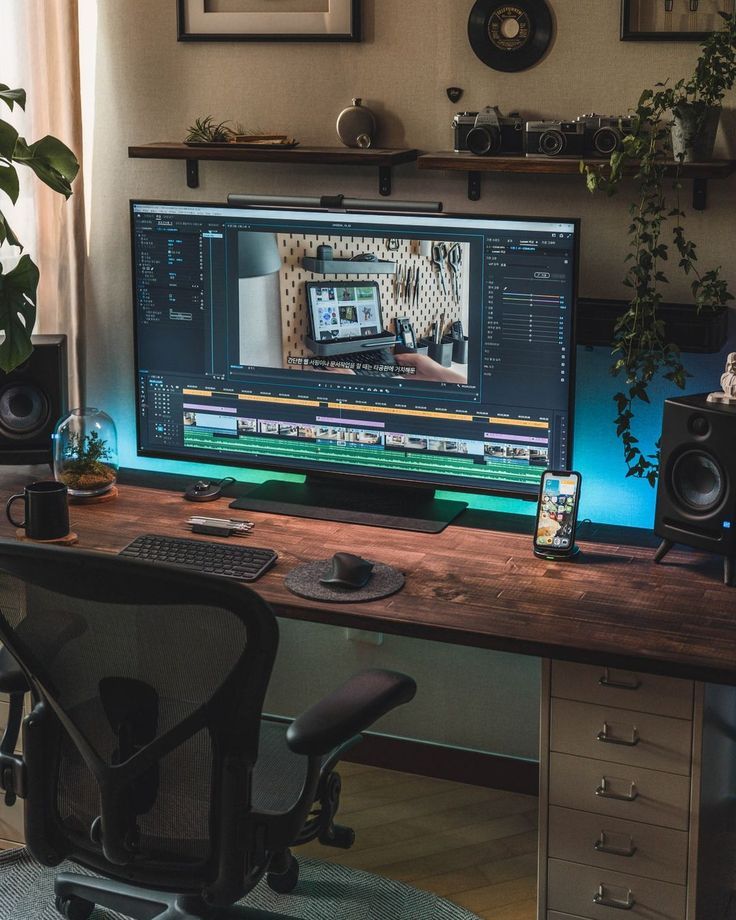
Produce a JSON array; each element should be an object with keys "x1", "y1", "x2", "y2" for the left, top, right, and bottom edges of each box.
[{"x1": 53, "y1": 408, "x2": 119, "y2": 498}]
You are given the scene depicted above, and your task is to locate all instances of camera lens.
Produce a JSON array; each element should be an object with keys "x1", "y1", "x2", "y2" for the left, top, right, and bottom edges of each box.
[
  {"x1": 593, "y1": 127, "x2": 621, "y2": 155},
  {"x1": 466, "y1": 126, "x2": 500, "y2": 156},
  {"x1": 539, "y1": 130, "x2": 565, "y2": 156}
]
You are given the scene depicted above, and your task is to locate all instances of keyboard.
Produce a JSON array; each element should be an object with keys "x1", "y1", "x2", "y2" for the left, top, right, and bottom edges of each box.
[
  {"x1": 346, "y1": 347, "x2": 397, "y2": 377},
  {"x1": 119, "y1": 534, "x2": 278, "y2": 582}
]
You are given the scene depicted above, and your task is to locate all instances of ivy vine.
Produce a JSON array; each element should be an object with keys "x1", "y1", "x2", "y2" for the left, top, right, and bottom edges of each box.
[{"x1": 583, "y1": 11, "x2": 736, "y2": 485}]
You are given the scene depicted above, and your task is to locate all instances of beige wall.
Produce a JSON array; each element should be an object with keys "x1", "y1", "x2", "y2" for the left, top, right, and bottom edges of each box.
[{"x1": 83, "y1": 1, "x2": 735, "y2": 758}]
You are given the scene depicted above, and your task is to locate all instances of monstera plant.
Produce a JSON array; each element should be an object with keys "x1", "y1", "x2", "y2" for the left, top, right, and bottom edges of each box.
[{"x1": 0, "y1": 82, "x2": 79, "y2": 373}]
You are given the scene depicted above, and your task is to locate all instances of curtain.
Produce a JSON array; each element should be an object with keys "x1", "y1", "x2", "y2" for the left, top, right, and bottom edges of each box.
[{"x1": 2, "y1": 0, "x2": 86, "y2": 405}]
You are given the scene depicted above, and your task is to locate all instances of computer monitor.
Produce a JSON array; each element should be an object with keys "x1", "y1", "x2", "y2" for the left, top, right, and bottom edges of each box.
[{"x1": 131, "y1": 200, "x2": 578, "y2": 531}]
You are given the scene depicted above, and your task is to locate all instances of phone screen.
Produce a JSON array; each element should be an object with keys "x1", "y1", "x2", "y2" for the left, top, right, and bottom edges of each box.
[{"x1": 534, "y1": 471, "x2": 581, "y2": 552}]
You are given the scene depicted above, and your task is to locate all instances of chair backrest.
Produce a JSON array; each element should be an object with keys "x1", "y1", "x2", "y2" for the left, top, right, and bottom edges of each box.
[{"x1": 0, "y1": 540, "x2": 279, "y2": 901}]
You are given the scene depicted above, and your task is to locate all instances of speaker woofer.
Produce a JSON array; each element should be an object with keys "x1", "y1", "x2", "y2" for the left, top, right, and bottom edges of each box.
[
  {"x1": 0, "y1": 384, "x2": 50, "y2": 439},
  {"x1": 670, "y1": 450, "x2": 726, "y2": 514}
]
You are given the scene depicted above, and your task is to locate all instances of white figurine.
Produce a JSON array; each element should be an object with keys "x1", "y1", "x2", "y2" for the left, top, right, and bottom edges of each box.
[{"x1": 708, "y1": 352, "x2": 736, "y2": 405}]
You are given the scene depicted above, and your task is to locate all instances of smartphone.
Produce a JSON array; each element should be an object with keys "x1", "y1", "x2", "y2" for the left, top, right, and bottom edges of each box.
[
  {"x1": 533, "y1": 470, "x2": 582, "y2": 558},
  {"x1": 395, "y1": 316, "x2": 417, "y2": 350}
]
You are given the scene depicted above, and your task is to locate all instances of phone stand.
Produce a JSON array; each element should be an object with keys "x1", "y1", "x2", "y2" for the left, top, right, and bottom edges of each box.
[{"x1": 534, "y1": 545, "x2": 581, "y2": 562}]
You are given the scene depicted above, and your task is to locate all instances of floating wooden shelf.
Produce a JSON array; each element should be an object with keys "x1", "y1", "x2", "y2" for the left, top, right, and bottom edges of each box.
[
  {"x1": 417, "y1": 151, "x2": 736, "y2": 209},
  {"x1": 128, "y1": 143, "x2": 419, "y2": 196}
]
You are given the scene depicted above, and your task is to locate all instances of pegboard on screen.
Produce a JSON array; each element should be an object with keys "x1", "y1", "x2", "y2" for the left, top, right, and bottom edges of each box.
[{"x1": 277, "y1": 234, "x2": 470, "y2": 364}]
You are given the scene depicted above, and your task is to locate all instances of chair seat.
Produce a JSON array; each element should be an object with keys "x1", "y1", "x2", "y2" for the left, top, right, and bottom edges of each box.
[{"x1": 253, "y1": 719, "x2": 334, "y2": 814}]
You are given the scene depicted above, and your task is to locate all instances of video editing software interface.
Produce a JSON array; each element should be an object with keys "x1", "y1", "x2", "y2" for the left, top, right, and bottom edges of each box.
[{"x1": 132, "y1": 202, "x2": 576, "y2": 496}]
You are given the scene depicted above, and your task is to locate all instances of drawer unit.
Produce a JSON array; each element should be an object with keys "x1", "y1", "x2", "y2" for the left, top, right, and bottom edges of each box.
[
  {"x1": 549, "y1": 752, "x2": 691, "y2": 830},
  {"x1": 550, "y1": 699, "x2": 692, "y2": 776},
  {"x1": 551, "y1": 661, "x2": 694, "y2": 719},
  {"x1": 547, "y1": 858, "x2": 686, "y2": 920},
  {"x1": 548, "y1": 805, "x2": 688, "y2": 885},
  {"x1": 0, "y1": 799, "x2": 24, "y2": 845},
  {"x1": 0, "y1": 692, "x2": 26, "y2": 846}
]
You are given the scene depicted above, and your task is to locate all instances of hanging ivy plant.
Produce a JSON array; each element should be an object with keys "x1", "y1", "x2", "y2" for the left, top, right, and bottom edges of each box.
[
  {"x1": 582, "y1": 11, "x2": 736, "y2": 486},
  {"x1": 0, "y1": 82, "x2": 79, "y2": 373}
]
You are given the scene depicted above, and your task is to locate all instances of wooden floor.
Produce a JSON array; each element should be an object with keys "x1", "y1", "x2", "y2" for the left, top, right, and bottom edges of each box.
[{"x1": 300, "y1": 762, "x2": 539, "y2": 920}]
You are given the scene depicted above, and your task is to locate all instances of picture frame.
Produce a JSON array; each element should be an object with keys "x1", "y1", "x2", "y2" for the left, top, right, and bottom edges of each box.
[
  {"x1": 621, "y1": 0, "x2": 734, "y2": 41},
  {"x1": 177, "y1": 0, "x2": 361, "y2": 43}
]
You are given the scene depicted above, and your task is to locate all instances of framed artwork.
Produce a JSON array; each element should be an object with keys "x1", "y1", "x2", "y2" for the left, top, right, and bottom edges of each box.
[
  {"x1": 177, "y1": 0, "x2": 361, "y2": 42},
  {"x1": 621, "y1": 0, "x2": 735, "y2": 40}
]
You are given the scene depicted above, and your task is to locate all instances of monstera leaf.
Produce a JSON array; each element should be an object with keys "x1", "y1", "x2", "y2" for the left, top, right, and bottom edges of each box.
[
  {"x1": 0, "y1": 80, "x2": 79, "y2": 373},
  {"x1": 12, "y1": 135, "x2": 79, "y2": 199},
  {"x1": 0, "y1": 255, "x2": 38, "y2": 372}
]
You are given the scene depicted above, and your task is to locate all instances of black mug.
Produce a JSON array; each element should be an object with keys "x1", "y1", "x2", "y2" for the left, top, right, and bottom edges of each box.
[{"x1": 6, "y1": 481, "x2": 70, "y2": 541}]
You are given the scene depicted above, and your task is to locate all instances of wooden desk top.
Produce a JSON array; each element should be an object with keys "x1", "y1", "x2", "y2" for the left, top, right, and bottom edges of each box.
[{"x1": 2, "y1": 468, "x2": 735, "y2": 684}]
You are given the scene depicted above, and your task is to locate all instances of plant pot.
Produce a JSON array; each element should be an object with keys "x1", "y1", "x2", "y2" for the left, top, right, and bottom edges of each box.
[{"x1": 671, "y1": 104, "x2": 721, "y2": 162}]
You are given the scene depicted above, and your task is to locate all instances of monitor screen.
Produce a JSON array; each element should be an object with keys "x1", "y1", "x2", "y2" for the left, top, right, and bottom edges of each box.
[{"x1": 131, "y1": 201, "x2": 578, "y2": 498}]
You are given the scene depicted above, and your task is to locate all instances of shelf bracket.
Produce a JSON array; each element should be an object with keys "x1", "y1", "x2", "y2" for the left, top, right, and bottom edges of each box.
[
  {"x1": 692, "y1": 178, "x2": 707, "y2": 211},
  {"x1": 186, "y1": 159, "x2": 200, "y2": 189},
  {"x1": 378, "y1": 166, "x2": 392, "y2": 197},
  {"x1": 467, "y1": 171, "x2": 481, "y2": 202}
]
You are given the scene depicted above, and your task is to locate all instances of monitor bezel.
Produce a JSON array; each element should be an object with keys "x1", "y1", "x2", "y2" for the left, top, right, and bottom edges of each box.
[{"x1": 130, "y1": 199, "x2": 579, "y2": 501}]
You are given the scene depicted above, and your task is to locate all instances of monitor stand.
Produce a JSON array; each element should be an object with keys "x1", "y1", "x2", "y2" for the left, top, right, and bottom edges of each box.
[{"x1": 229, "y1": 477, "x2": 467, "y2": 533}]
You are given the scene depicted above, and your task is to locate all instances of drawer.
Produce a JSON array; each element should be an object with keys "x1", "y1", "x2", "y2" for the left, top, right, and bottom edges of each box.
[
  {"x1": 550, "y1": 699, "x2": 692, "y2": 776},
  {"x1": 0, "y1": 798, "x2": 24, "y2": 845},
  {"x1": 549, "y1": 914, "x2": 587, "y2": 920},
  {"x1": 551, "y1": 661, "x2": 694, "y2": 719},
  {"x1": 549, "y1": 753, "x2": 691, "y2": 830},
  {"x1": 547, "y1": 858, "x2": 686, "y2": 920},
  {"x1": 0, "y1": 694, "x2": 28, "y2": 754},
  {"x1": 548, "y1": 805, "x2": 688, "y2": 885}
]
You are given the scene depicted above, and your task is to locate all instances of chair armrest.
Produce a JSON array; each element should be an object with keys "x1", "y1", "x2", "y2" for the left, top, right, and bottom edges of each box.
[
  {"x1": 286, "y1": 669, "x2": 417, "y2": 757},
  {"x1": 0, "y1": 647, "x2": 29, "y2": 694}
]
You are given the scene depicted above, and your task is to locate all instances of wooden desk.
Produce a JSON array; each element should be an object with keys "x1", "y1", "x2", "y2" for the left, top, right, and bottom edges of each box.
[
  {"x1": 1, "y1": 468, "x2": 735, "y2": 920},
  {"x1": 1, "y1": 467, "x2": 733, "y2": 684}
]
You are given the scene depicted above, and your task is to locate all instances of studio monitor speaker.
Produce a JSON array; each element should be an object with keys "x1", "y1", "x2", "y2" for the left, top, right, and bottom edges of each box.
[
  {"x1": 0, "y1": 334, "x2": 68, "y2": 466},
  {"x1": 654, "y1": 393, "x2": 736, "y2": 585}
]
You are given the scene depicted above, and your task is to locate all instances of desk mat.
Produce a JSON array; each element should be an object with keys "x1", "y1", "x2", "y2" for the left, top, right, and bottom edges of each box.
[{"x1": 285, "y1": 559, "x2": 405, "y2": 603}]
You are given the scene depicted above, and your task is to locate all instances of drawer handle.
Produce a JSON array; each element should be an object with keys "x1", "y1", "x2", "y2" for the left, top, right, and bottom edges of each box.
[
  {"x1": 594, "y1": 831, "x2": 638, "y2": 858},
  {"x1": 596, "y1": 777, "x2": 638, "y2": 802},
  {"x1": 597, "y1": 721, "x2": 640, "y2": 747},
  {"x1": 593, "y1": 884, "x2": 636, "y2": 910},
  {"x1": 599, "y1": 668, "x2": 641, "y2": 691}
]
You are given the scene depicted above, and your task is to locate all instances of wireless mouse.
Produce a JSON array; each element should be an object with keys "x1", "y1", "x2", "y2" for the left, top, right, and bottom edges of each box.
[{"x1": 320, "y1": 552, "x2": 374, "y2": 590}]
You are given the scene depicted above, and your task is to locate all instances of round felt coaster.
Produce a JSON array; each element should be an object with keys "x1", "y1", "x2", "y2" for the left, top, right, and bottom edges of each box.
[{"x1": 285, "y1": 559, "x2": 405, "y2": 604}]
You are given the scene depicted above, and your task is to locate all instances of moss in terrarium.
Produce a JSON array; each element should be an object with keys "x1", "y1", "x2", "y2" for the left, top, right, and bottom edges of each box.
[{"x1": 59, "y1": 431, "x2": 117, "y2": 491}]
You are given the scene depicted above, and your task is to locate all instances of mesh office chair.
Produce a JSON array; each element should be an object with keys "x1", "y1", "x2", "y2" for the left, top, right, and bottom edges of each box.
[{"x1": 0, "y1": 540, "x2": 416, "y2": 920}]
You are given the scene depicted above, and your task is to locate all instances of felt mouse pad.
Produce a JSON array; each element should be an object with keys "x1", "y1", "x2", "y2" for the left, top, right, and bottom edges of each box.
[{"x1": 285, "y1": 559, "x2": 405, "y2": 603}]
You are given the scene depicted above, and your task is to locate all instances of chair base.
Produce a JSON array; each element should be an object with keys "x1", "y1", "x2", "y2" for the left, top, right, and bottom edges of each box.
[{"x1": 54, "y1": 872, "x2": 293, "y2": 920}]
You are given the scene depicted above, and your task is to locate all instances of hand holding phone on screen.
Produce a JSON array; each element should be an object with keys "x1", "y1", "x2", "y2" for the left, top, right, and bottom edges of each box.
[{"x1": 533, "y1": 470, "x2": 582, "y2": 560}]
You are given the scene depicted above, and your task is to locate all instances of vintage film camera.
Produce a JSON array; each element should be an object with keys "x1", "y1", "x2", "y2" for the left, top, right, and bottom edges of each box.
[
  {"x1": 525, "y1": 119, "x2": 585, "y2": 158},
  {"x1": 575, "y1": 113, "x2": 637, "y2": 156},
  {"x1": 453, "y1": 106, "x2": 524, "y2": 156}
]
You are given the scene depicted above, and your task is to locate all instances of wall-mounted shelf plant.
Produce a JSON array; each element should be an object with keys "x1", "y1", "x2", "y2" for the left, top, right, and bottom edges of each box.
[
  {"x1": 127, "y1": 143, "x2": 419, "y2": 196},
  {"x1": 301, "y1": 256, "x2": 396, "y2": 275},
  {"x1": 417, "y1": 151, "x2": 735, "y2": 208}
]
